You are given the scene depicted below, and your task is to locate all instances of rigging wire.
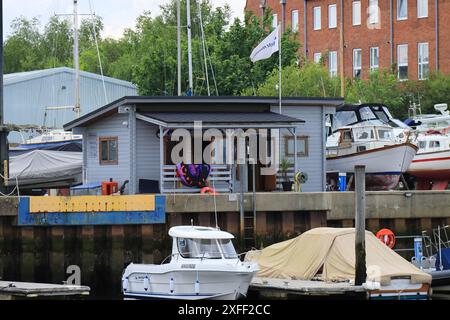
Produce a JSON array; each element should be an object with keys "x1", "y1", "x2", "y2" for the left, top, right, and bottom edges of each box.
[
  {"x1": 88, "y1": 0, "x2": 109, "y2": 105},
  {"x1": 197, "y1": 2, "x2": 219, "y2": 96},
  {"x1": 197, "y1": 1, "x2": 210, "y2": 96}
]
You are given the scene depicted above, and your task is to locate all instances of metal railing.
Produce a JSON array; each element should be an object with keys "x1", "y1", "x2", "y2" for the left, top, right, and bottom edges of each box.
[{"x1": 161, "y1": 165, "x2": 232, "y2": 193}]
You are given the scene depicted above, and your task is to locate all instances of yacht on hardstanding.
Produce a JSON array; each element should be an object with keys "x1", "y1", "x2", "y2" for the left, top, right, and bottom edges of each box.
[
  {"x1": 121, "y1": 226, "x2": 259, "y2": 300},
  {"x1": 326, "y1": 104, "x2": 417, "y2": 190},
  {"x1": 405, "y1": 103, "x2": 450, "y2": 190}
]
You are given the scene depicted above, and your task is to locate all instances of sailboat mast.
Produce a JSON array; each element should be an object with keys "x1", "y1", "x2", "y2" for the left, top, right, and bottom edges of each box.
[
  {"x1": 186, "y1": 0, "x2": 193, "y2": 95},
  {"x1": 177, "y1": 0, "x2": 182, "y2": 96},
  {"x1": 73, "y1": 0, "x2": 81, "y2": 118}
]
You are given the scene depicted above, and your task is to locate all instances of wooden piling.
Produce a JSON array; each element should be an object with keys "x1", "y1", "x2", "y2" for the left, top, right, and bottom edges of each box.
[{"x1": 354, "y1": 165, "x2": 366, "y2": 286}]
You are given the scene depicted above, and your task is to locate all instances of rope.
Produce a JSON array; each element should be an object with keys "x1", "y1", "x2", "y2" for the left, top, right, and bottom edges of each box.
[
  {"x1": 88, "y1": 0, "x2": 109, "y2": 105},
  {"x1": 0, "y1": 173, "x2": 20, "y2": 197}
]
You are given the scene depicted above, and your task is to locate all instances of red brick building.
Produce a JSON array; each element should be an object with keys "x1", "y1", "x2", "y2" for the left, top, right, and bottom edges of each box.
[{"x1": 245, "y1": 0, "x2": 450, "y2": 81}]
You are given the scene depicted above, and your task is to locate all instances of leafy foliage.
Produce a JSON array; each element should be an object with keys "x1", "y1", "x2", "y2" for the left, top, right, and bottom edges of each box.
[{"x1": 3, "y1": 1, "x2": 450, "y2": 120}]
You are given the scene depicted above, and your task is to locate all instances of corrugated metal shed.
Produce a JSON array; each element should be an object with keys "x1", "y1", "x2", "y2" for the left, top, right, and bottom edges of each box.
[{"x1": 4, "y1": 67, "x2": 137, "y2": 142}]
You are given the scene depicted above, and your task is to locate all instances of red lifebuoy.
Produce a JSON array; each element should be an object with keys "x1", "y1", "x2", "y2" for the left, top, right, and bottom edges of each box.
[
  {"x1": 376, "y1": 229, "x2": 396, "y2": 249},
  {"x1": 200, "y1": 187, "x2": 218, "y2": 195}
]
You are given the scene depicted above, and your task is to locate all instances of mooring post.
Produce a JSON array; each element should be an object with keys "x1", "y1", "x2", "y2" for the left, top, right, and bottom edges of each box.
[
  {"x1": 355, "y1": 165, "x2": 367, "y2": 286},
  {"x1": 239, "y1": 164, "x2": 245, "y2": 248},
  {"x1": 0, "y1": 0, "x2": 9, "y2": 195}
]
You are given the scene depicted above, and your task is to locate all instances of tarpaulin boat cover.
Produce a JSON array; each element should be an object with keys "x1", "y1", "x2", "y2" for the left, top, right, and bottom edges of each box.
[
  {"x1": 9, "y1": 150, "x2": 82, "y2": 186},
  {"x1": 245, "y1": 228, "x2": 432, "y2": 285}
]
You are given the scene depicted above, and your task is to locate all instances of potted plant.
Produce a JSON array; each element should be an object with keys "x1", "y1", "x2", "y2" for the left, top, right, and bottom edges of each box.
[{"x1": 280, "y1": 158, "x2": 294, "y2": 191}]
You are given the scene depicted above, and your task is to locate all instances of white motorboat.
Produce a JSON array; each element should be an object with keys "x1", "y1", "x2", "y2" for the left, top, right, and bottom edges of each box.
[
  {"x1": 121, "y1": 226, "x2": 259, "y2": 300},
  {"x1": 327, "y1": 124, "x2": 418, "y2": 190},
  {"x1": 408, "y1": 132, "x2": 450, "y2": 189}
]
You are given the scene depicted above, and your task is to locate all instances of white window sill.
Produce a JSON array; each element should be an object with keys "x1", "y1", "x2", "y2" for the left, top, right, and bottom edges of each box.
[{"x1": 397, "y1": 17, "x2": 408, "y2": 21}]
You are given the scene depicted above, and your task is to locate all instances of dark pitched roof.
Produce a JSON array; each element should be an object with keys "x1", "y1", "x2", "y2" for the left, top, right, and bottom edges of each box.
[
  {"x1": 64, "y1": 96, "x2": 343, "y2": 130},
  {"x1": 140, "y1": 112, "x2": 304, "y2": 124}
]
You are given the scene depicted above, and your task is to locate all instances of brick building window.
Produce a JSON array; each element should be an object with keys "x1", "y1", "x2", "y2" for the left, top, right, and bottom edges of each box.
[
  {"x1": 352, "y1": 1, "x2": 361, "y2": 25},
  {"x1": 353, "y1": 49, "x2": 362, "y2": 79},
  {"x1": 397, "y1": 0, "x2": 408, "y2": 20},
  {"x1": 417, "y1": 0, "x2": 428, "y2": 18},
  {"x1": 314, "y1": 52, "x2": 322, "y2": 63},
  {"x1": 370, "y1": 47, "x2": 379, "y2": 71},
  {"x1": 328, "y1": 4, "x2": 337, "y2": 29},
  {"x1": 368, "y1": 0, "x2": 379, "y2": 24},
  {"x1": 272, "y1": 13, "x2": 278, "y2": 29},
  {"x1": 397, "y1": 44, "x2": 408, "y2": 80},
  {"x1": 313, "y1": 7, "x2": 321, "y2": 30},
  {"x1": 99, "y1": 137, "x2": 119, "y2": 165},
  {"x1": 418, "y1": 42, "x2": 429, "y2": 80},
  {"x1": 329, "y1": 51, "x2": 338, "y2": 77},
  {"x1": 292, "y1": 10, "x2": 299, "y2": 32}
]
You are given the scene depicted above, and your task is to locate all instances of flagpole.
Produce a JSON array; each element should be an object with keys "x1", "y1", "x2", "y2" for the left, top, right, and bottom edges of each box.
[{"x1": 278, "y1": 24, "x2": 282, "y2": 115}]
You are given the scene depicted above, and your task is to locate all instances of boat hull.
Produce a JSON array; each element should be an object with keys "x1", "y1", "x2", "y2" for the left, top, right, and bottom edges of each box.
[
  {"x1": 327, "y1": 143, "x2": 417, "y2": 190},
  {"x1": 369, "y1": 282, "x2": 430, "y2": 300},
  {"x1": 408, "y1": 149, "x2": 450, "y2": 189},
  {"x1": 122, "y1": 264, "x2": 257, "y2": 300}
]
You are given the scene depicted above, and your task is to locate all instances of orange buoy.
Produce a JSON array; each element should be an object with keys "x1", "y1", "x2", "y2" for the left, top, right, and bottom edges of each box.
[
  {"x1": 376, "y1": 228, "x2": 396, "y2": 249},
  {"x1": 200, "y1": 187, "x2": 218, "y2": 195}
]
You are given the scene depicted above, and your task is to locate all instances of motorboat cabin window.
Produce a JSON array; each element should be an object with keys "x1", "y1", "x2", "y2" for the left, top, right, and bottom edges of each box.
[
  {"x1": 429, "y1": 141, "x2": 440, "y2": 148},
  {"x1": 178, "y1": 238, "x2": 222, "y2": 259},
  {"x1": 377, "y1": 129, "x2": 393, "y2": 140},
  {"x1": 342, "y1": 130, "x2": 353, "y2": 142},
  {"x1": 332, "y1": 111, "x2": 358, "y2": 131},
  {"x1": 354, "y1": 127, "x2": 375, "y2": 141},
  {"x1": 418, "y1": 141, "x2": 427, "y2": 149}
]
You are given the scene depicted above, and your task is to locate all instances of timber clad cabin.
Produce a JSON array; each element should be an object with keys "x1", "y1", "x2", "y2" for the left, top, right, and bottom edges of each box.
[{"x1": 64, "y1": 96, "x2": 343, "y2": 194}]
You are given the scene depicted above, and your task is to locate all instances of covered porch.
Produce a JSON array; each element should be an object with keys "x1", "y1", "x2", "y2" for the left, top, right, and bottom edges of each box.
[{"x1": 134, "y1": 111, "x2": 304, "y2": 194}]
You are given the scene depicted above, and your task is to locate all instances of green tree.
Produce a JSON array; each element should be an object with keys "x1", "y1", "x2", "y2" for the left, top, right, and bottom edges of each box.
[
  {"x1": 4, "y1": 17, "x2": 43, "y2": 73},
  {"x1": 247, "y1": 62, "x2": 340, "y2": 97}
]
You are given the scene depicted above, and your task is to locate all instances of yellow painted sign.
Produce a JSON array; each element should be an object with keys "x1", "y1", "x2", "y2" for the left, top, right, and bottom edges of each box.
[{"x1": 29, "y1": 195, "x2": 156, "y2": 213}]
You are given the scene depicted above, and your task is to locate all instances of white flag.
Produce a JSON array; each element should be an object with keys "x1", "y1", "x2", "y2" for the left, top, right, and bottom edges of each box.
[{"x1": 250, "y1": 26, "x2": 280, "y2": 63}]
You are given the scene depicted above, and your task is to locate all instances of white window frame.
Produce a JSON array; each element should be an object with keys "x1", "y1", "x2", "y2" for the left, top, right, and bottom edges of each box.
[
  {"x1": 352, "y1": 1, "x2": 361, "y2": 26},
  {"x1": 353, "y1": 49, "x2": 362, "y2": 79},
  {"x1": 368, "y1": 0, "x2": 379, "y2": 24},
  {"x1": 418, "y1": 42, "x2": 429, "y2": 80},
  {"x1": 314, "y1": 52, "x2": 322, "y2": 64},
  {"x1": 329, "y1": 51, "x2": 338, "y2": 77},
  {"x1": 417, "y1": 0, "x2": 428, "y2": 18},
  {"x1": 313, "y1": 7, "x2": 322, "y2": 30},
  {"x1": 328, "y1": 4, "x2": 337, "y2": 29},
  {"x1": 397, "y1": 44, "x2": 408, "y2": 80},
  {"x1": 397, "y1": 0, "x2": 408, "y2": 20},
  {"x1": 291, "y1": 10, "x2": 299, "y2": 32},
  {"x1": 272, "y1": 13, "x2": 278, "y2": 29},
  {"x1": 370, "y1": 47, "x2": 379, "y2": 71}
]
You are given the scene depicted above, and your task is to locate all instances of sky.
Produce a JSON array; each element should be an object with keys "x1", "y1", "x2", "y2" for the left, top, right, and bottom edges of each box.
[{"x1": 3, "y1": 0, "x2": 247, "y2": 39}]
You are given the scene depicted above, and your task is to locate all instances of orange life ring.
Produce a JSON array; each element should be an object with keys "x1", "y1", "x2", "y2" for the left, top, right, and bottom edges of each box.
[
  {"x1": 200, "y1": 187, "x2": 218, "y2": 195},
  {"x1": 376, "y1": 229, "x2": 396, "y2": 249}
]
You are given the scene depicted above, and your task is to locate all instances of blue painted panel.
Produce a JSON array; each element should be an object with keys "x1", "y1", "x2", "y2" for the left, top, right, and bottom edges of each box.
[{"x1": 18, "y1": 196, "x2": 166, "y2": 226}]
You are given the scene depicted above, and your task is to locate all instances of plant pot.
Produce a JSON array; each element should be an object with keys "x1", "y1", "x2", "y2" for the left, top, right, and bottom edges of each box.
[{"x1": 282, "y1": 181, "x2": 294, "y2": 192}]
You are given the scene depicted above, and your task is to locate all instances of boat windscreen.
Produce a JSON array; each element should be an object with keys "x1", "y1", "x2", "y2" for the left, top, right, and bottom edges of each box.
[
  {"x1": 332, "y1": 111, "x2": 358, "y2": 131},
  {"x1": 178, "y1": 238, "x2": 222, "y2": 259},
  {"x1": 219, "y1": 239, "x2": 238, "y2": 259},
  {"x1": 360, "y1": 107, "x2": 377, "y2": 121}
]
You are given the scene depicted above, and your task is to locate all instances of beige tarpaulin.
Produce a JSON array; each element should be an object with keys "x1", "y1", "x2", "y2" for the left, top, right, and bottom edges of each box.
[{"x1": 246, "y1": 228, "x2": 431, "y2": 286}]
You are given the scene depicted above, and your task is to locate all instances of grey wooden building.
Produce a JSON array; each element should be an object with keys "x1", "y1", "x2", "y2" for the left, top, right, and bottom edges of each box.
[
  {"x1": 4, "y1": 67, "x2": 137, "y2": 142},
  {"x1": 64, "y1": 96, "x2": 342, "y2": 194}
]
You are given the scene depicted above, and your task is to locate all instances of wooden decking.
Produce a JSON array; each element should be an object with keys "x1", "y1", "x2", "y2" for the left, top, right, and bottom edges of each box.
[
  {"x1": 0, "y1": 281, "x2": 90, "y2": 300},
  {"x1": 249, "y1": 277, "x2": 367, "y2": 299}
]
